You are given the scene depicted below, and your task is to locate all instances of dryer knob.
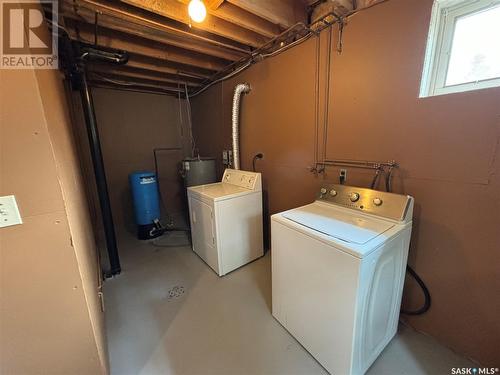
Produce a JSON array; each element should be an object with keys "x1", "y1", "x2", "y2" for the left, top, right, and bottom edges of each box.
[
  {"x1": 349, "y1": 192, "x2": 360, "y2": 202},
  {"x1": 373, "y1": 198, "x2": 383, "y2": 206},
  {"x1": 320, "y1": 188, "x2": 327, "y2": 195}
]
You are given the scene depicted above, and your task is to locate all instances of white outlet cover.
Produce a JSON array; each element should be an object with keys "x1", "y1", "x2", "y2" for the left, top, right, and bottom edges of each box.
[{"x1": 0, "y1": 195, "x2": 23, "y2": 228}]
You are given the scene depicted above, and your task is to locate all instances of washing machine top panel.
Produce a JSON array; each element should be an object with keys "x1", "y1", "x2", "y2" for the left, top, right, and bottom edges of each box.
[
  {"x1": 188, "y1": 182, "x2": 253, "y2": 201},
  {"x1": 282, "y1": 201, "x2": 394, "y2": 245}
]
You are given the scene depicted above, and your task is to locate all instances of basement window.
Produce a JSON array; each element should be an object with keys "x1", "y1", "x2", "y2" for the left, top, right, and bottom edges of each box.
[{"x1": 420, "y1": 0, "x2": 500, "y2": 97}]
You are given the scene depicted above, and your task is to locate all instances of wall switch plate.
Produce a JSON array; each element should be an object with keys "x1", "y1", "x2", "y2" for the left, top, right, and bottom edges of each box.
[{"x1": 0, "y1": 195, "x2": 23, "y2": 228}]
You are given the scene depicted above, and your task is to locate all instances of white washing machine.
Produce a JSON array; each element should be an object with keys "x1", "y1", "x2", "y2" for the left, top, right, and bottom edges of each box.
[
  {"x1": 272, "y1": 184, "x2": 414, "y2": 375},
  {"x1": 187, "y1": 169, "x2": 263, "y2": 276}
]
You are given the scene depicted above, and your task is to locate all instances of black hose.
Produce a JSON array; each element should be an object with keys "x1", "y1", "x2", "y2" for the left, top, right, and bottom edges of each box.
[
  {"x1": 370, "y1": 168, "x2": 381, "y2": 189},
  {"x1": 385, "y1": 166, "x2": 393, "y2": 192},
  {"x1": 401, "y1": 265, "x2": 432, "y2": 315},
  {"x1": 383, "y1": 170, "x2": 431, "y2": 316}
]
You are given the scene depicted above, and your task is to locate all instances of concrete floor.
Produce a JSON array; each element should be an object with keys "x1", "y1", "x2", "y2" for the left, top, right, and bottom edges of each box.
[{"x1": 104, "y1": 230, "x2": 474, "y2": 375}]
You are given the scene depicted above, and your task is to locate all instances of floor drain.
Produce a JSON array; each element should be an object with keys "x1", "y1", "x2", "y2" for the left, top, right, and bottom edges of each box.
[{"x1": 166, "y1": 286, "x2": 185, "y2": 300}]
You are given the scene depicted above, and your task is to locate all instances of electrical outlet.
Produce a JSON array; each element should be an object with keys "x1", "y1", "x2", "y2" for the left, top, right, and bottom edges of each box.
[
  {"x1": 0, "y1": 195, "x2": 23, "y2": 228},
  {"x1": 340, "y1": 169, "x2": 347, "y2": 183}
]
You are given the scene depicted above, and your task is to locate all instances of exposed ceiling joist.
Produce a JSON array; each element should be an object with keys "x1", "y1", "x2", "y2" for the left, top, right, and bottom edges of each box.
[
  {"x1": 124, "y1": 58, "x2": 211, "y2": 79},
  {"x1": 65, "y1": 19, "x2": 228, "y2": 71},
  {"x1": 90, "y1": 80, "x2": 184, "y2": 96},
  {"x1": 89, "y1": 63, "x2": 203, "y2": 86},
  {"x1": 226, "y1": 0, "x2": 307, "y2": 28},
  {"x1": 88, "y1": 71, "x2": 192, "y2": 89},
  {"x1": 206, "y1": 0, "x2": 225, "y2": 10},
  {"x1": 120, "y1": 0, "x2": 268, "y2": 47},
  {"x1": 128, "y1": 54, "x2": 215, "y2": 78},
  {"x1": 206, "y1": 2, "x2": 281, "y2": 38},
  {"x1": 54, "y1": 0, "x2": 367, "y2": 97},
  {"x1": 310, "y1": 0, "x2": 354, "y2": 23},
  {"x1": 70, "y1": 0, "x2": 252, "y2": 54},
  {"x1": 178, "y1": 0, "x2": 281, "y2": 38},
  {"x1": 61, "y1": 3, "x2": 245, "y2": 61}
]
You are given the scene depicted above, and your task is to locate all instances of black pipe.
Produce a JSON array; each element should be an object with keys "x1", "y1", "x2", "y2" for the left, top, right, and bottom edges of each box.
[
  {"x1": 401, "y1": 265, "x2": 432, "y2": 315},
  {"x1": 381, "y1": 167, "x2": 431, "y2": 316},
  {"x1": 78, "y1": 68, "x2": 121, "y2": 277},
  {"x1": 252, "y1": 153, "x2": 264, "y2": 172}
]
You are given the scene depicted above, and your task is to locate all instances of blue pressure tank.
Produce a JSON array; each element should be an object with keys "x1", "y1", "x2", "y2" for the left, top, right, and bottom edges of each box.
[{"x1": 129, "y1": 171, "x2": 161, "y2": 239}]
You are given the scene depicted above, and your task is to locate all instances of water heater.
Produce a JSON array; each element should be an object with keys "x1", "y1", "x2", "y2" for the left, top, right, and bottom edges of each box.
[
  {"x1": 181, "y1": 157, "x2": 217, "y2": 187},
  {"x1": 129, "y1": 171, "x2": 161, "y2": 240}
]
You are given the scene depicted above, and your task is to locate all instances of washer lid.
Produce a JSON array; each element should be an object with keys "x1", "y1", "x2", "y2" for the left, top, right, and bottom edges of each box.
[{"x1": 282, "y1": 202, "x2": 394, "y2": 245}]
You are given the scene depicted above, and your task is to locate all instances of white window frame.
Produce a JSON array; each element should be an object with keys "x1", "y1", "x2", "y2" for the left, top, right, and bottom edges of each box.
[{"x1": 420, "y1": 0, "x2": 500, "y2": 97}]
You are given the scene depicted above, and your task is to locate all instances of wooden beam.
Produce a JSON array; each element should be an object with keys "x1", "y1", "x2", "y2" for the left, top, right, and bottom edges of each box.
[
  {"x1": 61, "y1": 2, "x2": 245, "y2": 61},
  {"x1": 206, "y1": 0, "x2": 225, "y2": 10},
  {"x1": 120, "y1": 0, "x2": 268, "y2": 47},
  {"x1": 124, "y1": 57, "x2": 211, "y2": 79},
  {"x1": 128, "y1": 54, "x2": 214, "y2": 78},
  {"x1": 65, "y1": 19, "x2": 228, "y2": 71},
  {"x1": 88, "y1": 63, "x2": 202, "y2": 86},
  {"x1": 226, "y1": 0, "x2": 307, "y2": 28},
  {"x1": 89, "y1": 81, "x2": 183, "y2": 96},
  {"x1": 178, "y1": 0, "x2": 280, "y2": 38},
  {"x1": 311, "y1": 0, "x2": 353, "y2": 23},
  {"x1": 88, "y1": 71, "x2": 193, "y2": 90},
  {"x1": 70, "y1": 0, "x2": 252, "y2": 54}
]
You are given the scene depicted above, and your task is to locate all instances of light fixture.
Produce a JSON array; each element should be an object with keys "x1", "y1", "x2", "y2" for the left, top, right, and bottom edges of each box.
[{"x1": 188, "y1": 0, "x2": 207, "y2": 23}]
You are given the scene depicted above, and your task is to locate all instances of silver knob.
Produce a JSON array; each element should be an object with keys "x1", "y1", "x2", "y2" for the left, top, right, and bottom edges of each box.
[
  {"x1": 320, "y1": 188, "x2": 327, "y2": 195},
  {"x1": 329, "y1": 189, "x2": 337, "y2": 197},
  {"x1": 373, "y1": 198, "x2": 383, "y2": 206},
  {"x1": 349, "y1": 192, "x2": 360, "y2": 202}
]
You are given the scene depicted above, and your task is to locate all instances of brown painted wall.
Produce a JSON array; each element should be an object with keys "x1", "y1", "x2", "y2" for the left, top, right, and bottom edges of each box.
[
  {"x1": 90, "y1": 88, "x2": 191, "y2": 237},
  {"x1": 0, "y1": 51, "x2": 106, "y2": 374},
  {"x1": 192, "y1": 0, "x2": 500, "y2": 366}
]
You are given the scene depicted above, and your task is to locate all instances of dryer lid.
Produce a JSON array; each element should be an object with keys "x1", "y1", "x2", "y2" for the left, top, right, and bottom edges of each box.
[
  {"x1": 282, "y1": 203, "x2": 394, "y2": 245},
  {"x1": 188, "y1": 182, "x2": 251, "y2": 200}
]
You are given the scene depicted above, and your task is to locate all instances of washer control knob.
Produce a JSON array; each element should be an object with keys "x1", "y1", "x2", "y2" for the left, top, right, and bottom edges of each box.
[
  {"x1": 329, "y1": 189, "x2": 337, "y2": 197},
  {"x1": 320, "y1": 188, "x2": 327, "y2": 195},
  {"x1": 373, "y1": 198, "x2": 383, "y2": 206},
  {"x1": 349, "y1": 192, "x2": 360, "y2": 202}
]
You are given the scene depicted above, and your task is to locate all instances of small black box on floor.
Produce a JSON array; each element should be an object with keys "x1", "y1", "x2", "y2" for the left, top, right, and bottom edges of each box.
[{"x1": 137, "y1": 224, "x2": 162, "y2": 240}]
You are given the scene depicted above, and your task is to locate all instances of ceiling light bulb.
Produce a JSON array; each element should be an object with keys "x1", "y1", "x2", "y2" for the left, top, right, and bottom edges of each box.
[{"x1": 188, "y1": 0, "x2": 207, "y2": 23}]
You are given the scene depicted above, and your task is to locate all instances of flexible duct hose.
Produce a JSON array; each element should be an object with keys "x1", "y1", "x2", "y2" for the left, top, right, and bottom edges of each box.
[{"x1": 232, "y1": 83, "x2": 251, "y2": 170}]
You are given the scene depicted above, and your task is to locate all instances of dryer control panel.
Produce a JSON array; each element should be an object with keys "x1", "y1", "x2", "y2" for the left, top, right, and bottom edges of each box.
[
  {"x1": 317, "y1": 184, "x2": 413, "y2": 222},
  {"x1": 222, "y1": 169, "x2": 262, "y2": 191}
]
